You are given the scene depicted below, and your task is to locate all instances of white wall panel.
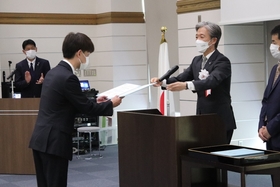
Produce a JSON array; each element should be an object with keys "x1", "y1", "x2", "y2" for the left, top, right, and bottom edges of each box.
[
  {"x1": 178, "y1": 29, "x2": 195, "y2": 47},
  {"x1": 231, "y1": 82, "x2": 265, "y2": 101},
  {"x1": 178, "y1": 47, "x2": 198, "y2": 66},
  {"x1": 113, "y1": 65, "x2": 147, "y2": 80},
  {"x1": 90, "y1": 66, "x2": 114, "y2": 81},
  {"x1": 224, "y1": 45, "x2": 264, "y2": 64},
  {"x1": 93, "y1": 51, "x2": 147, "y2": 66},
  {"x1": 224, "y1": 25, "x2": 264, "y2": 44},
  {"x1": 94, "y1": 36, "x2": 146, "y2": 52},
  {"x1": 231, "y1": 63, "x2": 265, "y2": 83},
  {"x1": 179, "y1": 100, "x2": 196, "y2": 116},
  {"x1": 221, "y1": 0, "x2": 280, "y2": 25},
  {"x1": 232, "y1": 119, "x2": 259, "y2": 140},
  {"x1": 232, "y1": 101, "x2": 261, "y2": 121}
]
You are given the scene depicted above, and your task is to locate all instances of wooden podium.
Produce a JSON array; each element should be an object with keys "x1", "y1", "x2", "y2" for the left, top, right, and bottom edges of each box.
[
  {"x1": 0, "y1": 98, "x2": 39, "y2": 174},
  {"x1": 117, "y1": 109, "x2": 227, "y2": 187}
]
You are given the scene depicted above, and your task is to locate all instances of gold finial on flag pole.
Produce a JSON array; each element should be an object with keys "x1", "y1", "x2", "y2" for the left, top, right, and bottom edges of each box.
[{"x1": 160, "y1": 26, "x2": 167, "y2": 44}]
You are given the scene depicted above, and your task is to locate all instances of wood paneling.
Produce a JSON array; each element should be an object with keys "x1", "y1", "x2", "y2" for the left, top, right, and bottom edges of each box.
[
  {"x1": 0, "y1": 12, "x2": 145, "y2": 25},
  {"x1": 0, "y1": 98, "x2": 40, "y2": 174},
  {"x1": 176, "y1": 0, "x2": 220, "y2": 14},
  {"x1": 118, "y1": 109, "x2": 227, "y2": 187}
]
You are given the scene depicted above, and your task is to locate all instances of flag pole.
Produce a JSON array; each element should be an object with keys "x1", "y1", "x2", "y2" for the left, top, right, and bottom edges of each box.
[{"x1": 161, "y1": 26, "x2": 167, "y2": 44}]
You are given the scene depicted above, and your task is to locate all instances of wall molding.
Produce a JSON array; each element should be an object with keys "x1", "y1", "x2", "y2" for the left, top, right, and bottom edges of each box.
[
  {"x1": 0, "y1": 12, "x2": 145, "y2": 25},
  {"x1": 176, "y1": 0, "x2": 220, "y2": 14}
]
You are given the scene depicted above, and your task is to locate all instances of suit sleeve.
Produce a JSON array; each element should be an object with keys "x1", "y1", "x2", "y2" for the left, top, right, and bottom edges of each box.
[
  {"x1": 64, "y1": 74, "x2": 113, "y2": 116},
  {"x1": 42, "y1": 59, "x2": 51, "y2": 77},
  {"x1": 167, "y1": 57, "x2": 196, "y2": 84},
  {"x1": 14, "y1": 62, "x2": 29, "y2": 89}
]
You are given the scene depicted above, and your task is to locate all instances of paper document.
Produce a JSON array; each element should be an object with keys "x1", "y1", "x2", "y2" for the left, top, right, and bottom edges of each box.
[
  {"x1": 211, "y1": 148, "x2": 264, "y2": 158},
  {"x1": 98, "y1": 83, "x2": 154, "y2": 99}
]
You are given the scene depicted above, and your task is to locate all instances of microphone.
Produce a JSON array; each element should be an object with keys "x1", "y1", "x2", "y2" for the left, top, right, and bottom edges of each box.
[
  {"x1": 7, "y1": 69, "x2": 17, "y2": 80},
  {"x1": 2, "y1": 71, "x2": 5, "y2": 82},
  {"x1": 158, "y1": 65, "x2": 179, "y2": 82}
]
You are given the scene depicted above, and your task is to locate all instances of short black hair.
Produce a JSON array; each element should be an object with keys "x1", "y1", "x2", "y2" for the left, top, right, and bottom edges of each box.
[
  {"x1": 271, "y1": 25, "x2": 280, "y2": 39},
  {"x1": 22, "y1": 39, "x2": 36, "y2": 50},
  {"x1": 62, "y1": 32, "x2": 94, "y2": 59}
]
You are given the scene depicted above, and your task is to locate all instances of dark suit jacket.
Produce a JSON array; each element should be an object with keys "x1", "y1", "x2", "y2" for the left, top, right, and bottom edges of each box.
[
  {"x1": 259, "y1": 64, "x2": 280, "y2": 150},
  {"x1": 168, "y1": 50, "x2": 236, "y2": 131},
  {"x1": 29, "y1": 61, "x2": 113, "y2": 160},
  {"x1": 15, "y1": 57, "x2": 51, "y2": 98}
]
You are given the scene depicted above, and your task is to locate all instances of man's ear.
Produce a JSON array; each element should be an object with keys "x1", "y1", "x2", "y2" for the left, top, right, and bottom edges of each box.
[{"x1": 211, "y1": 37, "x2": 217, "y2": 45}]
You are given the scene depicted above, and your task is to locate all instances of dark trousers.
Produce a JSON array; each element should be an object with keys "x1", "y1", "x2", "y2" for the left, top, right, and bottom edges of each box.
[
  {"x1": 227, "y1": 129, "x2": 234, "y2": 144},
  {"x1": 32, "y1": 150, "x2": 69, "y2": 187}
]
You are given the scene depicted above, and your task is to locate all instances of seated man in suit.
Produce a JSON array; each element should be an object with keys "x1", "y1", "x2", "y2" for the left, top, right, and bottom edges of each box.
[{"x1": 15, "y1": 39, "x2": 51, "y2": 98}]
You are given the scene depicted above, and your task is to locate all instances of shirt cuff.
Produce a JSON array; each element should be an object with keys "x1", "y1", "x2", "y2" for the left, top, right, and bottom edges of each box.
[
  {"x1": 161, "y1": 80, "x2": 167, "y2": 87},
  {"x1": 187, "y1": 81, "x2": 195, "y2": 91}
]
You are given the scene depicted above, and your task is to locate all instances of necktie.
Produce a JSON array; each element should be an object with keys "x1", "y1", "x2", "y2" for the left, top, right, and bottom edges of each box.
[
  {"x1": 30, "y1": 63, "x2": 35, "y2": 77},
  {"x1": 201, "y1": 56, "x2": 207, "y2": 69},
  {"x1": 273, "y1": 64, "x2": 280, "y2": 86}
]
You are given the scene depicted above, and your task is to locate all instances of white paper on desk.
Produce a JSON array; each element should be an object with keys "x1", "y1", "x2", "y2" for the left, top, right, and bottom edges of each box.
[
  {"x1": 98, "y1": 83, "x2": 154, "y2": 99},
  {"x1": 211, "y1": 148, "x2": 264, "y2": 158}
]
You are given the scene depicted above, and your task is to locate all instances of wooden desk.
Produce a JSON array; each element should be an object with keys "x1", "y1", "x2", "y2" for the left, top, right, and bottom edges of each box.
[
  {"x1": 0, "y1": 98, "x2": 40, "y2": 174},
  {"x1": 182, "y1": 153, "x2": 280, "y2": 187},
  {"x1": 118, "y1": 109, "x2": 227, "y2": 187}
]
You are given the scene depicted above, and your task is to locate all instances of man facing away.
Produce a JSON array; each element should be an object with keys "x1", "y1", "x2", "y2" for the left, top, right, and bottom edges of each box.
[{"x1": 29, "y1": 32, "x2": 122, "y2": 187}]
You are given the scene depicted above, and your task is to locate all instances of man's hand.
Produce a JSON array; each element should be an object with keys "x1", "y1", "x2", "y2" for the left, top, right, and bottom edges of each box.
[
  {"x1": 110, "y1": 95, "x2": 122, "y2": 107},
  {"x1": 96, "y1": 96, "x2": 108, "y2": 103},
  {"x1": 25, "y1": 71, "x2": 31, "y2": 84},
  {"x1": 36, "y1": 73, "x2": 44, "y2": 84},
  {"x1": 258, "y1": 126, "x2": 271, "y2": 142},
  {"x1": 150, "y1": 77, "x2": 162, "y2": 87},
  {"x1": 166, "y1": 82, "x2": 187, "y2": 91}
]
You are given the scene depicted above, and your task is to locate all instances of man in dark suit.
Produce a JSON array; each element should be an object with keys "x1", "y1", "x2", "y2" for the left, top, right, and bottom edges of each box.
[
  {"x1": 259, "y1": 25, "x2": 280, "y2": 151},
  {"x1": 151, "y1": 21, "x2": 236, "y2": 143},
  {"x1": 15, "y1": 39, "x2": 51, "y2": 98},
  {"x1": 29, "y1": 32, "x2": 122, "y2": 187}
]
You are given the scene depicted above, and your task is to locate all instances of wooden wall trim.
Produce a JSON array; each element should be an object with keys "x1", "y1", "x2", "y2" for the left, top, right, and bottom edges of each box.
[
  {"x1": 176, "y1": 0, "x2": 220, "y2": 14},
  {"x1": 0, "y1": 12, "x2": 145, "y2": 25}
]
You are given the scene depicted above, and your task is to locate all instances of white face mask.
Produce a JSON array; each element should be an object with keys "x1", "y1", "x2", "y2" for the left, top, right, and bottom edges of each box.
[
  {"x1": 78, "y1": 52, "x2": 90, "y2": 70},
  {"x1": 25, "y1": 50, "x2": 36, "y2": 59},
  {"x1": 196, "y1": 39, "x2": 211, "y2": 53},
  {"x1": 270, "y1": 44, "x2": 280, "y2": 60}
]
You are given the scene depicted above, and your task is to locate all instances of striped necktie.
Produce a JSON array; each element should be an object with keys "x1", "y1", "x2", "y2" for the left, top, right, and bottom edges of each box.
[
  {"x1": 201, "y1": 56, "x2": 207, "y2": 69},
  {"x1": 273, "y1": 63, "x2": 280, "y2": 86}
]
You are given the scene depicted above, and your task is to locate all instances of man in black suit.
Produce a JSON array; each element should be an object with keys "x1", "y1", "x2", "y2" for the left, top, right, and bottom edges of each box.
[
  {"x1": 15, "y1": 39, "x2": 51, "y2": 98},
  {"x1": 151, "y1": 21, "x2": 236, "y2": 143},
  {"x1": 29, "y1": 32, "x2": 122, "y2": 187}
]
